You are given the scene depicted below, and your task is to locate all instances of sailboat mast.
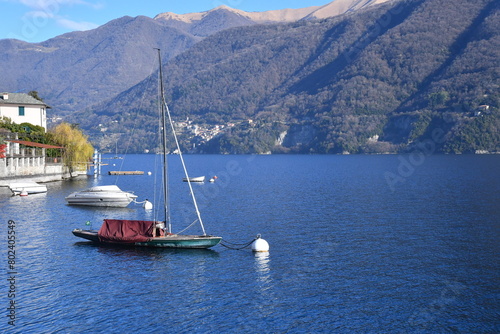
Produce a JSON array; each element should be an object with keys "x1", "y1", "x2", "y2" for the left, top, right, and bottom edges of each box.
[{"x1": 156, "y1": 48, "x2": 171, "y2": 233}]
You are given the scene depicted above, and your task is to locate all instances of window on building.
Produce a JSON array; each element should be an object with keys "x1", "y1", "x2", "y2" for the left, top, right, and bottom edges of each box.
[{"x1": 19, "y1": 106, "x2": 25, "y2": 116}]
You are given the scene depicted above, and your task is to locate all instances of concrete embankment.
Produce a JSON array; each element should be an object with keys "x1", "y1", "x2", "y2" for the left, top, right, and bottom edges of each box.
[{"x1": 0, "y1": 168, "x2": 87, "y2": 187}]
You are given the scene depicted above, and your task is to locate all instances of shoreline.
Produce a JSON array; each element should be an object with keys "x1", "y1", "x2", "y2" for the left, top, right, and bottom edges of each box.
[{"x1": 0, "y1": 171, "x2": 87, "y2": 187}]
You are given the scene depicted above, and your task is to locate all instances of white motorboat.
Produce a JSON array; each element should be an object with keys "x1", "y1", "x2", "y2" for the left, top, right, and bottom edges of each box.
[
  {"x1": 8, "y1": 182, "x2": 47, "y2": 195},
  {"x1": 182, "y1": 176, "x2": 205, "y2": 182},
  {"x1": 65, "y1": 185, "x2": 138, "y2": 207}
]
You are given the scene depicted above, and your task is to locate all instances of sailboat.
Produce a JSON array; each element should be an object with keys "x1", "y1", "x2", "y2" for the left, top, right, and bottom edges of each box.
[
  {"x1": 72, "y1": 49, "x2": 222, "y2": 249},
  {"x1": 111, "y1": 142, "x2": 123, "y2": 159}
]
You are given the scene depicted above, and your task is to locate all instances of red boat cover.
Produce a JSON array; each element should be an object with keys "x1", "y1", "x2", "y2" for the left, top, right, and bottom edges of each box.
[{"x1": 98, "y1": 219, "x2": 155, "y2": 243}]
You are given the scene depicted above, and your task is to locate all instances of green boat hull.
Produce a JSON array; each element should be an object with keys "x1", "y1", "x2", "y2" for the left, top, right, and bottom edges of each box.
[
  {"x1": 135, "y1": 235, "x2": 222, "y2": 249},
  {"x1": 72, "y1": 229, "x2": 221, "y2": 249}
]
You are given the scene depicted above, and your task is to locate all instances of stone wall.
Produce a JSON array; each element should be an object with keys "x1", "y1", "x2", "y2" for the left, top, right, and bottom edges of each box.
[{"x1": 0, "y1": 138, "x2": 77, "y2": 184}]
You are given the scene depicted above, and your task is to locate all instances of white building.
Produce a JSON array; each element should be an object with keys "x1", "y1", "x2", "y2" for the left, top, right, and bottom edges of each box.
[{"x1": 0, "y1": 93, "x2": 50, "y2": 130}]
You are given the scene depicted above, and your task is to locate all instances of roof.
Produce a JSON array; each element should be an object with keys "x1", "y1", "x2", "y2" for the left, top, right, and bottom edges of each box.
[
  {"x1": 6, "y1": 139, "x2": 64, "y2": 149},
  {"x1": 0, "y1": 93, "x2": 51, "y2": 108}
]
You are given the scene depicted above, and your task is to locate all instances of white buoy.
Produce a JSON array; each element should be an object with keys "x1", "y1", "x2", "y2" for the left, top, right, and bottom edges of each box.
[
  {"x1": 251, "y1": 234, "x2": 269, "y2": 252},
  {"x1": 143, "y1": 200, "x2": 153, "y2": 210},
  {"x1": 147, "y1": 171, "x2": 152, "y2": 175}
]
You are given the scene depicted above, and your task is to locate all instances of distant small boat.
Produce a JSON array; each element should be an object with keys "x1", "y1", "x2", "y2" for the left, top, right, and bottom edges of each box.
[
  {"x1": 111, "y1": 142, "x2": 123, "y2": 159},
  {"x1": 65, "y1": 185, "x2": 138, "y2": 207},
  {"x1": 8, "y1": 182, "x2": 47, "y2": 195},
  {"x1": 183, "y1": 176, "x2": 205, "y2": 182}
]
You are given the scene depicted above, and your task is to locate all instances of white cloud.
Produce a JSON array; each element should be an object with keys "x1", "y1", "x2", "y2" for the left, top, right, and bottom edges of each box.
[
  {"x1": 25, "y1": 10, "x2": 56, "y2": 19},
  {"x1": 18, "y1": 0, "x2": 100, "y2": 10},
  {"x1": 11, "y1": 0, "x2": 102, "y2": 33},
  {"x1": 56, "y1": 17, "x2": 98, "y2": 31}
]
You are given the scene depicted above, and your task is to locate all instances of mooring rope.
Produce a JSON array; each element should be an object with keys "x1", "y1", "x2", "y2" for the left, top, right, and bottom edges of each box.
[
  {"x1": 132, "y1": 199, "x2": 148, "y2": 204},
  {"x1": 220, "y1": 238, "x2": 257, "y2": 250}
]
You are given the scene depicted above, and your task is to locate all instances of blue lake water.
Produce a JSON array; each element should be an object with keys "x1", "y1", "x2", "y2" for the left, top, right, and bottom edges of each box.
[{"x1": 0, "y1": 154, "x2": 499, "y2": 333}]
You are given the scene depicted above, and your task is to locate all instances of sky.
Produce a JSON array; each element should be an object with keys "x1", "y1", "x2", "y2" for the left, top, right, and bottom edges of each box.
[{"x1": 1, "y1": 0, "x2": 333, "y2": 43}]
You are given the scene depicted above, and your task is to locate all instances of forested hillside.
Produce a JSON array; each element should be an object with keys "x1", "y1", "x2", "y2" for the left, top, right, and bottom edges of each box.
[
  {"x1": 1, "y1": 1, "x2": 381, "y2": 115},
  {"x1": 72, "y1": 0, "x2": 499, "y2": 154}
]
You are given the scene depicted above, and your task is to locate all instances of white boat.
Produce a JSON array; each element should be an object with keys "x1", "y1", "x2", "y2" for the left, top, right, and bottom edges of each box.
[
  {"x1": 182, "y1": 176, "x2": 205, "y2": 182},
  {"x1": 65, "y1": 185, "x2": 138, "y2": 207},
  {"x1": 8, "y1": 182, "x2": 47, "y2": 195}
]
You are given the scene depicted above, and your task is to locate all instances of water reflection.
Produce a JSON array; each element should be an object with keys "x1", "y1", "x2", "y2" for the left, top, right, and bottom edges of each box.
[
  {"x1": 252, "y1": 252, "x2": 276, "y2": 318},
  {"x1": 254, "y1": 252, "x2": 274, "y2": 289},
  {"x1": 73, "y1": 241, "x2": 220, "y2": 258},
  {"x1": 254, "y1": 252, "x2": 271, "y2": 279}
]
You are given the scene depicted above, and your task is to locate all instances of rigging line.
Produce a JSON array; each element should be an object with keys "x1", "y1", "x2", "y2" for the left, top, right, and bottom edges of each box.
[
  {"x1": 157, "y1": 49, "x2": 170, "y2": 232},
  {"x1": 174, "y1": 219, "x2": 199, "y2": 235},
  {"x1": 96, "y1": 57, "x2": 160, "y2": 223},
  {"x1": 156, "y1": 49, "x2": 207, "y2": 236},
  {"x1": 152, "y1": 115, "x2": 162, "y2": 223},
  {"x1": 121, "y1": 57, "x2": 159, "y2": 157},
  {"x1": 150, "y1": 73, "x2": 164, "y2": 224},
  {"x1": 110, "y1": 60, "x2": 158, "y2": 187},
  {"x1": 163, "y1": 100, "x2": 207, "y2": 235}
]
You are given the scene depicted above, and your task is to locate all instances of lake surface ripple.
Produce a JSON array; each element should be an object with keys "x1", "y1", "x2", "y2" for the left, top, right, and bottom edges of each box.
[{"x1": 0, "y1": 154, "x2": 498, "y2": 333}]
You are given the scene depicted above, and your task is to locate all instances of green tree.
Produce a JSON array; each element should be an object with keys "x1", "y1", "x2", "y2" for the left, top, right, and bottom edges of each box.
[
  {"x1": 28, "y1": 91, "x2": 44, "y2": 102},
  {"x1": 428, "y1": 91, "x2": 450, "y2": 108},
  {"x1": 50, "y1": 123, "x2": 94, "y2": 171}
]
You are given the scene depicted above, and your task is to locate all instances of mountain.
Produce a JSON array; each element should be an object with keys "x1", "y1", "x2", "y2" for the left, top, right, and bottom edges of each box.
[
  {"x1": 0, "y1": 16, "x2": 198, "y2": 114},
  {"x1": 304, "y1": 0, "x2": 390, "y2": 19},
  {"x1": 0, "y1": 0, "x2": 386, "y2": 115},
  {"x1": 72, "y1": 0, "x2": 499, "y2": 154},
  {"x1": 154, "y1": 0, "x2": 389, "y2": 28}
]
